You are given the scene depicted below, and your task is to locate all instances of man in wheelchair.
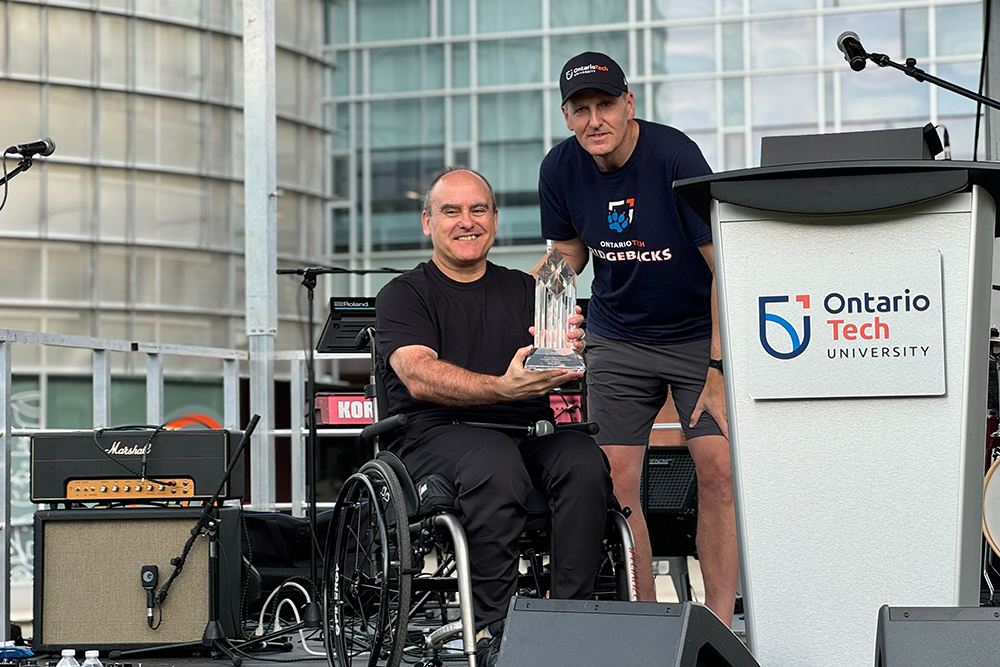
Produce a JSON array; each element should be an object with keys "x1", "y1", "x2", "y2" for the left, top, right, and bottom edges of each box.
[{"x1": 374, "y1": 167, "x2": 615, "y2": 651}]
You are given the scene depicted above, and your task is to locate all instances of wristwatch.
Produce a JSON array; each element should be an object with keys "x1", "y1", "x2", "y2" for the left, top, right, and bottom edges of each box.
[{"x1": 708, "y1": 358, "x2": 724, "y2": 374}]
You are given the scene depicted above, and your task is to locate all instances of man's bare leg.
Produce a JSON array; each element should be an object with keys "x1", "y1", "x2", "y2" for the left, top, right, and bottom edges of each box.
[
  {"x1": 601, "y1": 444, "x2": 656, "y2": 602},
  {"x1": 686, "y1": 434, "x2": 738, "y2": 626}
]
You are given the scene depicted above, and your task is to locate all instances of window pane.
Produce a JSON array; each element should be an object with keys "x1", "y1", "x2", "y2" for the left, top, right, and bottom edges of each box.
[
  {"x1": 750, "y1": 0, "x2": 811, "y2": 12},
  {"x1": 936, "y1": 62, "x2": 981, "y2": 117},
  {"x1": 49, "y1": 8, "x2": 93, "y2": 82},
  {"x1": 159, "y1": 24, "x2": 202, "y2": 95},
  {"x1": 479, "y1": 92, "x2": 543, "y2": 142},
  {"x1": 0, "y1": 81, "x2": 41, "y2": 148},
  {"x1": 653, "y1": 0, "x2": 713, "y2": 20},
  {"x1": 100, "y1": 92, "x2": 128, "y2": 162},
  {"x1": 160, "y1": 249, "x2": 228, "y2": 310},
  {"x1": 9, "y1": 4, "x2": 42, "y2": 77},
  {"x1": 751, "y1": 18, "x2": 816, "y2": 70},
  {"x1": 652, "y1": 26, "x2": 716, "y2": 75},
  {"x1": 723, "y1": 78, "x2": 743, "y2": 126},
  {"x1": 839, "y1": 66, "x2": 928, "y2": 123},
  {"x1": 101, "y1": 15, "x2": 128, "y2": 86},
  {"x1": 936, "y1": 3, "x2": 982, "y2": 57},
  {"x1": 451, "y1": 0, "x2": 470, "y2": 35},
  {"x1": 371, "y1": 98, "x2": 444, "y2": 148},
  {"x1": 0, "y1": 241, "x2": 42, "y2": 299},
  {"x1": 49, "y1": 86, "x2": 94, "y2": 160},
  {"x1": 902, "y1": 8, "x2": 929, "y2": 59},
  {"x1": 479, "y1": 140, "x2": 544, "y2": 196},
  {"x1": 722, "y1": 23, "x2": 743, "y2": 71},
  {"x1": 135, "y1": 20, "x2": 158, "y2": 89},
  {"x1": 276, "y1": 50, "x2": 300, "y2": 116},
  {"x1": 823, "y1": 11, "x2": 899, "y2": 67},
  {"x1": 47, "y1": 165, "x2": 94, "y2": 238},
  {"x1": 371, "y1": 45, "x2": 445, "y2": 94},
  {"x1": 452, "y1": 43, "x2": 470, "y2": 88},
  {"x1": 210, "y1": 34, "x2": 231, "y2": 102},
  {"x1": 0, "y1": 166, "x2": 41, "y2": 235},
  {"x1": 47, "y1": 243, "x2": 93, "y2": 301},
  {"x1": 478, "y1": 39, "x2": 542, "y2": 86},
  {"x1": 277, "y1": 193, "x2": 301, "y2": 256},
  {"x1": 135, "y1": 95, "x2": 157, "y2": 165},
  {"x1": 551, "y1": 33, "x2": 629, "y2": 80},
  {"x1": 477, "y1": 0, "x2": 540, "y2": 33},
  {"x1": 135, "y1": 0, "x2": 203, "y2": 21},
  {"x1": 276, "y1": 121, "x2": 300, "y2": 186},
  {"x1": 136, "y1": 173, "x2": 206, "y2": 244},
  {"x1": 100, "y1": 246, "x2": 128, "y2": 304},
  {"x1": 452, "y1": 95, "x2": 471, "y2": 142},
  {"x1": 371, "y1": 147, "x2": 443, "y2": 251},
  {"x1": 209, "y1": 107, "x2": 231, "y2": 175},
  {"x1": 654, "y1": 80, "x2": 717, "y2": 131},
  {"x1": 332, "y1": 209, "x2": 350, "y2": 254},
  {"x1": 725, "y1": 133, "x2": 745, "y2": 170},
  {"x1": 358, "y1": 0, "x2": 430, "y2": 42},
  {"x1": 99, "y1": 168, "x2": 129, "y2": 241},
  {"x1": 160, "y1": 99, "x2": 203, "y2": 169},
  {"x1": 551, "y1": 0, "x2": 627, "y2": 28},
  {"x1": 751, "y1": 73, "x2": 817, "y2": 128},
  {"x1": 275, "y1": 0, "x2": 300, "y2": 47}
]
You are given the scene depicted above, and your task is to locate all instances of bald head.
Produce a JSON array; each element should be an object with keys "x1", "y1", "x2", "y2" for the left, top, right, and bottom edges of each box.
[{"x1": 423, "y1": 167, "x2": 497, "y2": 216}]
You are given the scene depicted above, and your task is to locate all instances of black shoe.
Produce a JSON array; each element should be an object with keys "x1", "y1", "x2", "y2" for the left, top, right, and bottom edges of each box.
[{"x1": 475, "y1": 625, "x2": 504, "y2": 667}]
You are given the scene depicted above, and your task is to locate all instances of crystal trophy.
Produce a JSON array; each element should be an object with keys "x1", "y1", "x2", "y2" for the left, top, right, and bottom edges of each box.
[{"x1": 524, "y1": 248, "x2": 586, "y2": 371}]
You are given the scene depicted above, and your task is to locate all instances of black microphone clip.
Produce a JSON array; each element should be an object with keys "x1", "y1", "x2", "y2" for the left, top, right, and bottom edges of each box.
[{"x1": 837, "y1": 31, "x2": 868, "y2": 72}]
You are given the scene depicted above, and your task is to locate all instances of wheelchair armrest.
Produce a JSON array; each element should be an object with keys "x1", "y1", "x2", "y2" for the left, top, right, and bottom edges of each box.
[
  {"x1": 555, "y1": 421, "x2": 600, "y2": 436},
  {"x1": 360, "y1": 413, "x2": 408, "y2": 441}
]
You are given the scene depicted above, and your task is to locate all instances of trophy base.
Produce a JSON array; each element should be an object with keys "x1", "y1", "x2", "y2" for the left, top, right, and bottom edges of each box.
[{"x1": 524, "y1": 347, "x2": 586, "y2": 372}]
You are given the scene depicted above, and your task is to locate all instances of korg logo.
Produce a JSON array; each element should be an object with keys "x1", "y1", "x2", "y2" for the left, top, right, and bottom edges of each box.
[{"x1": 759, "y1": 295, "x2": 811, "y2": 360}]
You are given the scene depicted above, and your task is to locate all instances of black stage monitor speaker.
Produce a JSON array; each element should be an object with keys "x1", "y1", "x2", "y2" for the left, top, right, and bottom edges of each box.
[
  {"x1": 875, "y1": 605, "x2": 1000, "y2": 666},
  {"x1": 34, "y1": 507, "x2": 242, "y2": 652},
  {"x1": 640, "y1": 445, "x2": 698, "y2": 558},
  {"x1": 496, "y1": 598, "x2": 758, "y2": 667}
]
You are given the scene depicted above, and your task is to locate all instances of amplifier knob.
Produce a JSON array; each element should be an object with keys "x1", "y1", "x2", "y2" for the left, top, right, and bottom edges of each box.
[
  {"x1": 158, "y1": 485, "x2": 164, "y2": 491},
  {"x1": 124, "y1": 485, "x2": 130, "y2": 492},
  {"x1": 90, "y1": 486, "x2": 96, "y2": 491},
  {"x1": 147, "y1": 485, "x2": 153, "y2": 491},
  {"x1": 112, "y1": 486, "x2": 119, "y2": 492},
  {"x1": 171, "y1": 489, "x2": 177, "y2": 494},
  {"x1": 100, "y1": 486, "x2": 107, "y2": 492},
  {"x1": 74, "y1": 487, "x2": 80, "y2": 492},
  {"x1": 183, "y1": 481, "x2": 189, "y2": 486},
  {"x1": 182, "y1": 489, "x2": 189, "y2": 494}
]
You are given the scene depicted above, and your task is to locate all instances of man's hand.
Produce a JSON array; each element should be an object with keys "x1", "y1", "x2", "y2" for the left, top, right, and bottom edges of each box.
[
  {"x1": 690, "y1": 368, "x2": 729, "y2": 439},
  {"x1": 529, "y1": 306, "x2": 586, "y2": 354},
  {"x1": 499, "y1": 345, "x2": 582, "y2": 400}
]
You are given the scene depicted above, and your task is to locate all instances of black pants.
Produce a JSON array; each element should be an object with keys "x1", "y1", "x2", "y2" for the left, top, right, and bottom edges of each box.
[{"x1": 397, "y1": 423, "x2": 613, "y2": 631}]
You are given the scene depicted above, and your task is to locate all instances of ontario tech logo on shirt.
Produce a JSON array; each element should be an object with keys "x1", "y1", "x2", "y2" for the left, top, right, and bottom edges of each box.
[
  {"x1": 607, "y1": 198, "x2": 634, "y2": 233},
  {"x1": 759, "y1": 295, "x2": 811, "y2": 359}
]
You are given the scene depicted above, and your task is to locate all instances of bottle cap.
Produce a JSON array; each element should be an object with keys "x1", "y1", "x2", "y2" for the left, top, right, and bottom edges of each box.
[
  {"x1": 60, "y1": 651, "x2": 74, "y2": 657},
  {"x1": 84, "y1": 653, "x2": 98, "y2": 658}
]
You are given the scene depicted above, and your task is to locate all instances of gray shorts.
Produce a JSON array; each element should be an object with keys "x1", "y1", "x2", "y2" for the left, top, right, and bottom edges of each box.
[{"x1": 585, "y1": 330, "x2": 724, "y2": 446}]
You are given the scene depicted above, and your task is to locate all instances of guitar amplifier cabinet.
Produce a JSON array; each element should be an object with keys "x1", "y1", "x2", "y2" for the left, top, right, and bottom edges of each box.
[{"x1": 33, "y1": 507, "x2": 242, "y2": 652}]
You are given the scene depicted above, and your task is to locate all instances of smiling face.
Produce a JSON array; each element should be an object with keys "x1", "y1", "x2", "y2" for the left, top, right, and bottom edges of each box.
[
  {"x1": 562, "y1": 88, "x2": 635, "y2": 164},
  {"x1": 422, "y1": 170, "x2": 499, "y2": 281}
]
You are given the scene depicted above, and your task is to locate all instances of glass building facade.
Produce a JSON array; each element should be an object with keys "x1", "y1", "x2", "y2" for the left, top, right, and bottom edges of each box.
[
  {"x1": 0, "y1": 0, "x2": 331, "y2": 375},
  {"x1": 325, "y1": 0, "x2": 985, "y2": 297}
]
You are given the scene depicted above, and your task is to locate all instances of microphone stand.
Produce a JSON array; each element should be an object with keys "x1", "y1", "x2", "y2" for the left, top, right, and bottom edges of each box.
[
  {"x1": 0, "y1": 154, "x2": 34, "y2": 187},
  {"x1": 866, "y1": 52, "x2": 1000, "y2": 112},
  {"x1": 275, "y1": 265, "x2": 404, "y2": 627}
]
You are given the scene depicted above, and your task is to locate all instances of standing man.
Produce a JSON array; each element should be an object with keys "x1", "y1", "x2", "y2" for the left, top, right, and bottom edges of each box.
[{"x1": 538, "y1": 52, "x2": 737, "y2": 625}]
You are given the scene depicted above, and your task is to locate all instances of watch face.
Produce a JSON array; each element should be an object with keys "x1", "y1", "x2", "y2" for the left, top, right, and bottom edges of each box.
[{"x1": 709, "y1": 359, "x2": 723, "y2": 372}]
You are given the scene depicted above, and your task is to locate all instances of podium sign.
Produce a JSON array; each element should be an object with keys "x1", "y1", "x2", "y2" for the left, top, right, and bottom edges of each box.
[
  {"x1": 674, "y1": 162, "x2": 1000, "y2": 667},
  {"x1": 747, "y1": 248, "x2": 945, "y2": 399}
]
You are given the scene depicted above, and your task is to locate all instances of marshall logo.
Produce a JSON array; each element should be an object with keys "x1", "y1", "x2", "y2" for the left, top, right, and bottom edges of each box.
[{"x1": 105, "y1": 441, "x2": 152, "y2": 456}]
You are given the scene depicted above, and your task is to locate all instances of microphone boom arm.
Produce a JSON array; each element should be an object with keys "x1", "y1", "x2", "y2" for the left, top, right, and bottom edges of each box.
[{"x1": 867, "y1": 52, "x2": 1000, "y2": 112}]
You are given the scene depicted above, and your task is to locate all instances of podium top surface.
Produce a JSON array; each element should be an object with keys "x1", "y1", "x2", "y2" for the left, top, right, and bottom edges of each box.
[{"x1": 673, "y1": 159, "x2": 1000, "y2": 232}]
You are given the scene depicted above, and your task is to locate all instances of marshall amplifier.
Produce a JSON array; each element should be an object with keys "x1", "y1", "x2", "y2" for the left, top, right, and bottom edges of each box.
[
  {"x1": 317, "y1": 297, "x2": 376, "y2": 352},
  {"x1": 30, "y1": 429, "x2": 244, "y2": 503},
  {"x1": 33, "y1": 507, "x2": 242, "y2": 651}
]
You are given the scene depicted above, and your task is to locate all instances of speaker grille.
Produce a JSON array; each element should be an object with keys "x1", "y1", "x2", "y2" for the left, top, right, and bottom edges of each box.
[
  {"x1": 640, "y1": 447, "x2": 697, "y2": 513},
  {"x1": 40, "y1": 516, "x2": 210, "y2": 647}
]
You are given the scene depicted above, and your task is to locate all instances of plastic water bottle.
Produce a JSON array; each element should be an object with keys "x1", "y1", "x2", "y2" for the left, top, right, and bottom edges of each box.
[
  {"x1": 55, "y1": 649, "x2": 79, "y2": 667},
  {"x1": 80, "y1": 651, "x2": 102, "y2": 667}
]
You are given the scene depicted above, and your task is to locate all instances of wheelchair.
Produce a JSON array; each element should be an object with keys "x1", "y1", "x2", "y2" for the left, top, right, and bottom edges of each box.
[{"x1": 322, "y1": 329, "x2": 638, "y2": 667}]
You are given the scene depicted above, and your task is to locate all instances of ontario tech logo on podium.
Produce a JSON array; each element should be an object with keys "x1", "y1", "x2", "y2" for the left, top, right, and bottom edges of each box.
[{"x1": 759, "y1": 295, "x2": 811, "y2": 359}]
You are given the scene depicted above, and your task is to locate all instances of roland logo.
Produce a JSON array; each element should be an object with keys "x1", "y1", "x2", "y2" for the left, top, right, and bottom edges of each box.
[
  {"x1": 335, "y1": 300, "x2": 371, "y2": 308},
  {"x1": 105, "y1": 441, "x2": 152, "y2": 456}
]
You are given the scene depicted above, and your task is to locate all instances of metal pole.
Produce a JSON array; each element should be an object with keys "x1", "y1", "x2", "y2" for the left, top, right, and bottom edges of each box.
[
  {"x1": 146, "y1": 353, "x2": 163, "y2": 426},
  {"x1": 244, "y1": 0, "x2": 278, "y2": 510},
  {"x1": 0, "y1": 342, "x2": 11, "y2": 642},
  {"x1": 93, "y1": 349, "x2": 111, "y2": 429},
  {"x1": 290, "y1": 358, "x2": 306, "y2": 517}
]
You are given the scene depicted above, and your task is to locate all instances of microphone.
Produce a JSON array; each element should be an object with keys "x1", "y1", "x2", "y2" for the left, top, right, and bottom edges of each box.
[
  {"x1": 5, "y1": 138, "x2": 55, "y2": 157},
  {"x1": 837, "y1": 31, "x2": 867, "y2": 72}
]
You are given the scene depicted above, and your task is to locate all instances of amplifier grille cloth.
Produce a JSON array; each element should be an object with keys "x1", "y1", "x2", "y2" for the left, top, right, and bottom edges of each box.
[
  {"x1": 41, "y1": 518, "x2": 209, "y2": 645},
  {"x1": 640, "y1": 449, "x2": 697, "y2": 512}
]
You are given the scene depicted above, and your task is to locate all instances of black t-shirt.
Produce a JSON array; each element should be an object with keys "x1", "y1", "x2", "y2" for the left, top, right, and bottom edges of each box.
[
  {"x1": 375, "y1": 260, "x2": 553, "y2": 433},
  {"x1": 539, "y1": 118, "x2": 714, "y2": 344}
]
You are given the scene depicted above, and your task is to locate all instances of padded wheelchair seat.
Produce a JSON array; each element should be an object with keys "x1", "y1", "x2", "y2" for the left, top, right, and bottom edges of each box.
[
  {"x1": 413, "y1": 472, "x2": 551, "y2": 531},
  {"x1": 375, "y1": 451, "x2": 420, "y2": 518}
]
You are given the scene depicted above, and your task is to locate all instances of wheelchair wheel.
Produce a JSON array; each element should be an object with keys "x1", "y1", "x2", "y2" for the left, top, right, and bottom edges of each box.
[
  {"x1": 324, "y1": 459, "x2": 412, "y2": 667},
  {"x1": 594, "y1": 511, "x2": 638, "y2": 602}
]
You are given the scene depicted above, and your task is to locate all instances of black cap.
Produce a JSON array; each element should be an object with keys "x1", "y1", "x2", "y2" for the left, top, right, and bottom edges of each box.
[{"x1": 559, "y1": 52, "x2": 629, "y2": 105}]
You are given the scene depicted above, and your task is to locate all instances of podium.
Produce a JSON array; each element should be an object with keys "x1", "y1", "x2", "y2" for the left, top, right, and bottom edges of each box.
[{"x1": 674, "y1": 161, "x2": 1000, "y2": 667}]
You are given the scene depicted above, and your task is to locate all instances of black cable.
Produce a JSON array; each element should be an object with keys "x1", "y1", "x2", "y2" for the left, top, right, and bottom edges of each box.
[
  {"x1": 91, "y1": 424, "x2": 175, "y2": 486},
  {"x1": 974, "y1": 0, "x2": 991, "y2": 161},
  {"x1": 0, "y1": 151, "x2": 8, "y2": 213}
]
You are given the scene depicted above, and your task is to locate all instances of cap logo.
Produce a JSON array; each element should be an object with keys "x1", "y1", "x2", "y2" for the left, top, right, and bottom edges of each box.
[{"x1": 565, "y1": 63, "x2": 610, "y2": 81}]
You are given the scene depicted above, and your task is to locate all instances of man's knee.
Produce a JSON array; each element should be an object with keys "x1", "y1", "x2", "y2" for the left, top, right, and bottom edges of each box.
[
  {"x1": 690, "y1": 437, "x2": 734, "y2": 500},
  {"x1": 543, "y1": 432, "x2": 612, "y2": 494},
  {"x1": 455, "y1": 431, "x2": 531, "y2": 500}
]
